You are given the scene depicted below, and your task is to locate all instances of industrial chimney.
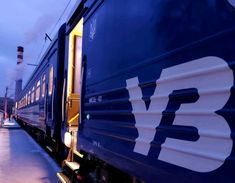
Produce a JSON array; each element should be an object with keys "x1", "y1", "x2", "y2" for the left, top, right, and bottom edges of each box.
[{"x1": 15, "y1": 46, "x2": 24, "y2": 100}]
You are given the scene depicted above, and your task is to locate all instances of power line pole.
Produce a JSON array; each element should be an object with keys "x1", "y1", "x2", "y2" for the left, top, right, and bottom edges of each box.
[{"x1": 4, "y1": 87, "x2": 8, "y2": 119}]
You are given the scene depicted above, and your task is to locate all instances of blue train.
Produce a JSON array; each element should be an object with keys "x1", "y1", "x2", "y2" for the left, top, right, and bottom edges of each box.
[{"x1": 15, "y1": 0, "x2": 235, "y2": 182}]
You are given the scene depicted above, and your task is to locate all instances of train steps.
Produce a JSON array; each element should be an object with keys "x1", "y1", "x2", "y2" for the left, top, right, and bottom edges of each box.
[
  {"x1": 46, "y1": 145, "x2": 54, "y2": 153},
  {"x1": 45, "y1": 137, "x2": 58, "y2": 154},
  {"x1": 57, "y1": 160, "x2": 83, "y2": 183},
  {"x1": 57, "y1": 172, "x2": 71, "y2": 183}
]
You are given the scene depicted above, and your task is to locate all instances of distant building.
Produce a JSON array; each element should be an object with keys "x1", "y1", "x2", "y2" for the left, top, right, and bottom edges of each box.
[{"x1": 0, "y1": 97, "x2": 14, "y2": 116}]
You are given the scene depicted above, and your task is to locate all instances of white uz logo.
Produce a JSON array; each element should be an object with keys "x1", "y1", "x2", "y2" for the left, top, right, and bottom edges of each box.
[{"x1": 126, "y1": 56, "x2": 233, "y2": 172}]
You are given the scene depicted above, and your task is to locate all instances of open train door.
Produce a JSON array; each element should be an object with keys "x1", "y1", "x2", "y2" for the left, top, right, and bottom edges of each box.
[
  {"x1": 61, "y1": 15, "x2": 84, "y2": 150},
  {"x1": 67, "y1": 20, "x2": 83, "y2": 127}
]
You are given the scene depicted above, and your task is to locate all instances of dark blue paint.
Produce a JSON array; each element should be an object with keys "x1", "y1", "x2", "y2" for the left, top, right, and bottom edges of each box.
[{"x1": 77, "y1": 0, "x2": 235, "y2": 182}]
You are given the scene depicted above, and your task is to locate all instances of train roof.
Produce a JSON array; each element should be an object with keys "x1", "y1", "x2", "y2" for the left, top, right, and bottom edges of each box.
[{"x1": 17, "y1": 24, "x2": 66, "y2": 100}]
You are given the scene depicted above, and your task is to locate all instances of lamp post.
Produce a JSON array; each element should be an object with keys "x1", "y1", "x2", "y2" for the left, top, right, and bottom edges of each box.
[{"x1": 4, "y1": 87, "x2": 8, "y2": 120}]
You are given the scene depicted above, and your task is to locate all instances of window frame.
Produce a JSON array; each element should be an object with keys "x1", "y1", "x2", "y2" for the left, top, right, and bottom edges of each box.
[
  {"x1": 31, "y1": 87, "x2": 35, "y2": 103},
  {"x1": 36, "y1": 80, "x2": 40, "y2": 101},
  {"x1": 42, "y1": 74, "x2": 46, "y2": 98},
  {"x1": 28, "y1": 91, "x2": 31, "y2": 105},
  {"x1": 48, "y1": 65, "x2": 53, "y2": 96}
]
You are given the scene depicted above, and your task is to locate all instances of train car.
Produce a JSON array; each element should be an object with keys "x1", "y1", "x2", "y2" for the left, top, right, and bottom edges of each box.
[
  {"x1": 58, "y1": 0, "x2": 235, "y2": 183},
  {"x1": 16, "y1": 24, "x2": 66, "y2": 152}
]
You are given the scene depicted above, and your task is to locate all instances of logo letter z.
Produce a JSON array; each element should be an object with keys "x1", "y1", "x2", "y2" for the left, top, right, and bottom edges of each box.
[{"x1": 126, "y1": 56, "x2": 233, "y2": 172}]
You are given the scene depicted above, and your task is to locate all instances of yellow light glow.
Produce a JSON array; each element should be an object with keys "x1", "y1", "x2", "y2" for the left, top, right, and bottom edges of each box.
[{"x1": 68, "y1": 113, "x2": 79, "y2": 124}]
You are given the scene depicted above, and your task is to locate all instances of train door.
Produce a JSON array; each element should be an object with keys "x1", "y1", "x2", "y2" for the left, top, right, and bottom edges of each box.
[
  {"x1": 65, "y1": 19, "x2": 83, "y2": 132},
  {"x1": 46, "y1": 52, "x2": 58, "y2": 138}
]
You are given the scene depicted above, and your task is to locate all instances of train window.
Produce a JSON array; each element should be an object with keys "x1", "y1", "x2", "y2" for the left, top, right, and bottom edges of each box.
[
  {"x1": 73, "y1": 36, "x2": 82, "y2": 93},
  {"x1": 49, "y1": 65, "x2": 53, "y2": 95},
  {"x1": 28, "y1": 91, "x2": 31, "y2": 104},
  {"x1": 42, "y1": 74, "x2": 46, "y2": 98},
  {"x1": 31, "y1": 87, "x2": 35, "y2": 103},
  {"x1": 25, "y1": 94, "x2": 28, "y2": 106},
  {"x1": 36, "y1": 80, "x2": 40, "y2": 101}
]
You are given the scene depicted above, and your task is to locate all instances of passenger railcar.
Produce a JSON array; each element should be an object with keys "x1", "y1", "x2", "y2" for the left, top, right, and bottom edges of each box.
[
  {"x1": 66, "y1": 0, "x2": 235, "y2": 183},
  {"x1": 16, "y1": 0, "x2": 235, "y2": 183},
  {"x1": 16, "y1": 24, "x2": 66, "y2": 151}
]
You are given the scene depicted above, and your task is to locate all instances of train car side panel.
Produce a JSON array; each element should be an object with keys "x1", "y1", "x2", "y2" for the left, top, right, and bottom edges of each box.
[
  {"x1": 16, "y1": 25, "x2": 66, "y2": 143},
  {"x1": 77, "y1": 0, "x2": 235, "y2": 182}
]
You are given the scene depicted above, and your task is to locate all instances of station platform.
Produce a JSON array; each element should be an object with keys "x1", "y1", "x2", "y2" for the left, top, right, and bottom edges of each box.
[{"x1": 0, "y1": 119, "x2": 60, "y2": 183}]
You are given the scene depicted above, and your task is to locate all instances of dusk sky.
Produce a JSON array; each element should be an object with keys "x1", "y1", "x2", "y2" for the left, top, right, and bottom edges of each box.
[{"x1": 0, "y1": 0, "x2": 79, "y2": 98}]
